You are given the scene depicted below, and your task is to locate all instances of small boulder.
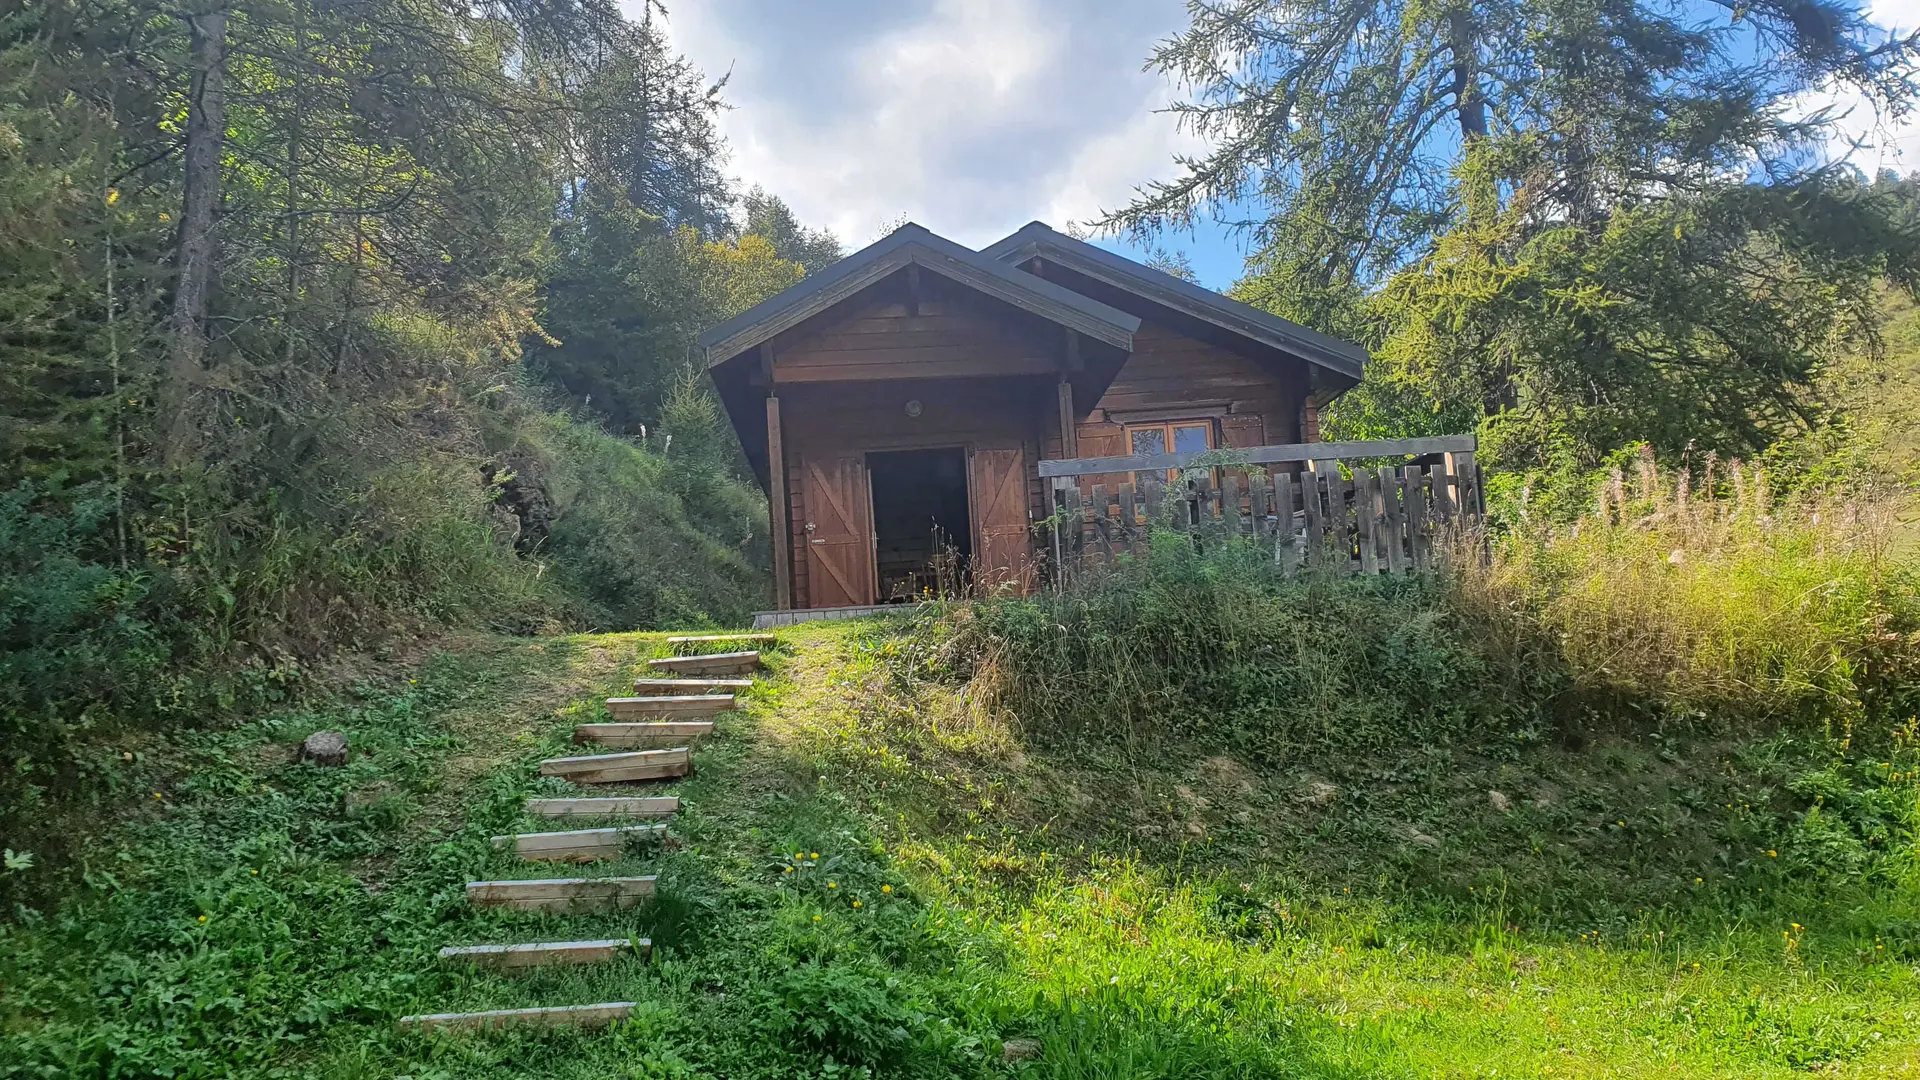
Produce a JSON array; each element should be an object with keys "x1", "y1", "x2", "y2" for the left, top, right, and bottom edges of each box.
[
  {"x1": 1003, "y1": 1037, "x2": 1043, "y2": 1062},
  {"x1": 1487, "y1": 790, "x2": 1511, "y2": 813},
  {"x1": 1303, "y1": 778, "x2": 1340, "y2": 807},
  {"x1": 301, "y1": 730, "x2": 349, "y2": 767}
]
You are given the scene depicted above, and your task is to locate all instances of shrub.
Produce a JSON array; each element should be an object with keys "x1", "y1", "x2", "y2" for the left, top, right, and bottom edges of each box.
[{"x1": 918, "y1": 534, "x2": 1543, "y2": 762}]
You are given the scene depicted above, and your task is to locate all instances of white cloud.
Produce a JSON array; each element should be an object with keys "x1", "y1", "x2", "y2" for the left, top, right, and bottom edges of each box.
[
  {"x1": 1794, "y1": 0, "x2": 1920, "y2": 173},
  {"x1": 655, "y1": 0, "x2": 1198, "y2": 249}
]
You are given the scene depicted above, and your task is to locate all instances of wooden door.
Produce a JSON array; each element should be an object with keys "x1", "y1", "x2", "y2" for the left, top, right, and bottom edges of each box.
[
  {"x1": 970, "y1": 447, "x2": 1031, "y2": 594},
  {"x1": 801, "y1": 455, "x2": 874, "y2": 607}
]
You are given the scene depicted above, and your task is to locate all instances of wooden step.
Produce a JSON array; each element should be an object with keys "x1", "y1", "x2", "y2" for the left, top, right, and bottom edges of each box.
[
  {"x1": 538, "y1": 748, "x2": 691, "y2": 784},
  {"x1": 491, "y1": 824, "x2": 666, "y2": 862},
  {"x1": 574, "y1": 721, "x2": 712, "y2": 749},
  {"x1": 524, "y1": 796, "x2": 680, "y2": 819},
  {"x1": 631, "y1": 677, "x2": 752, "y2": 696},
  {"x1": 466, "y1": 875, "x2": 656, "y2": 912},
  {"x1": 399, "y1": 1001, "x2": 636, "y2": 1032},
  {"x1": 648, "y1": 651, "x2": 760, "y2": 676},
  {"x1": 605, "y1": 694, "x2": 735, "y2": 718},
  {"x1": 438, "y1": 937, "x2": 647, "y2": 970},
  {"x1": 667, "y1": 633, "x2": 776, "y2": 647}
]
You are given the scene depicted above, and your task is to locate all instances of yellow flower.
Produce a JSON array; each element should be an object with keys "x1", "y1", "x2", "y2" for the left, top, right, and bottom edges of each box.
[
  {"x1": 812, "y1": 915, "x2": 821, "y2": 922},
  {"x1": 881, "y1": 884, "x2": 892, "y2": 894},
  {"x1": 1767, "y1": 850, "x2": 1777, "y2": 858},
  {"x1": 827, "y1": 881, "x2": 837, "y2": 889},
  {"x1": 793, "y1": 853, "x2": 803, "y2": 861},
  {"x1": 1693, "y1": 877, "x2": 1703, "y2": 885},
  {"x1": 153, "y1": 792, "x2": 162, "y2": 800},
  {"x1": 810, "y1": 852, "x2": 819, "y2": 860},
  {"x1": 784, "y1": 866, "x2": 793, "y2": 873},
  {"x1": 197, "y1": 915, "x2": 207, "y2": 922},
  {"x1": 105, "y1": 188, "x2": 121, "y2": 206},
  {"x1": 852, "y1": 900, "x2": 862, "y2": 908},
  {"x1": 251, "y1": 869, "x2": 259, "y2": 876}
]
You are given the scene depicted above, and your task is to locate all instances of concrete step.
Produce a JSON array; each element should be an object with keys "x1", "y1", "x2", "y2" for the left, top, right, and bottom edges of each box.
[
  {"x1": 631, "y1": 677, "x2": 752, "y2": 696},
  {"x1": 648, "y1": 651, "x2": 760, "y2": 676},
  {"x1": 538, "y1": 747, "x2": 691, "y2": 784},
  {"x1": 437, "y1": 937, "x2": 647, "y2": 970},
  {"x1": 399, "y1": 1001, "x2": 635, "y2": 1032},
  {"x1": 465, "y1": 875, "x2": 657, "y2": 913},
  {"x1": 523, "y1": 796, "x2": 680, "y2": 819},
  {"x1": 490, "y1": 824, "x2": 666, "y2": 862}
]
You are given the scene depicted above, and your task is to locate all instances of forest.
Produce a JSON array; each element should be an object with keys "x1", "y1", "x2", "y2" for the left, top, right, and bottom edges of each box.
[
  {"x1": 3, "y1": 0, "x2": 1920, "y2": 1075},
  {"x1": 2, "y1": 0, "x2": 848, "y2": 871}
]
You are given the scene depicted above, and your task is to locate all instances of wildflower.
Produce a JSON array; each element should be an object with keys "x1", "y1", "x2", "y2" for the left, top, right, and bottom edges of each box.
[
  {"x1": 1767, "y1": 850, "x2": 1777, "y2": 858},
  {"x1": 251, "y1": 869, "x2": 259, "y2": 876},
  {"x1": 197, "y1": 915, "x2": 207, "y2": 922},
  {"x1": 853, "y1": 900, "x2": 863, "y2": 909},
  {"x1": 827, "y1": 881, "x2": 837, "y2": 889},
  {"x1": 882, "y1": 884, "x2": 892, "y2": 894},
  {"x1": 105, "y1": 188, "x2": 120, "y2": 207},
  {"x1": 1694, "y1": 878, "x2": 1703, "y2": 885},
  {"x1": 793, "y1": 853, "x2": 803, "y2": 861},
  {"x1": 784, "y1": 866, "x2": 793, "y2": 874},
  {"x1": 153, "y1": 792, "x2": 162, "y2": 800},
  {"x1": 811, "y1": 852, "x2": 819, "y2": 860},
  {"x1": 813, "y1": 915, "x2": 821, "y2": 923}
]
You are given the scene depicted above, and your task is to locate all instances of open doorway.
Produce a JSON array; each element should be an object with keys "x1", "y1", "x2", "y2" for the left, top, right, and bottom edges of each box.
[{"x1": 868, "y1": 448, "x2": 972, "y2": 602}]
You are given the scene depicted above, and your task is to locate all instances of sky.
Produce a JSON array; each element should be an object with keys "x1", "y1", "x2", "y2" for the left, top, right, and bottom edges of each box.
[{"x1": 657, "y1": 0, "x2": 1920, "y2": 292}]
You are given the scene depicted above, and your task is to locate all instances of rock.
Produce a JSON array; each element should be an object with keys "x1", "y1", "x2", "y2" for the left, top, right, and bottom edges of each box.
[
  {"x1": 1487, "y1": 790, "x2": 1511, "y2": 813},
  {"x1": 1002, "y1": 1037, "x2": 1043, "y2": 1062},
  {"x1": 1404, "y1": 826, "x2": 1441, "y2": 849},
  {"x1": 301, "y1": 730, "x2": 349, "y2": 767},
  {"x1": 1303, "y1": 778, "x2": 1340, "y2": 806}
]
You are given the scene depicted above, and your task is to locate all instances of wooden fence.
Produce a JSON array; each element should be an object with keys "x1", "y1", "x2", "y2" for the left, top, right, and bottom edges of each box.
[{"x1": 1042, "y1": 435, "x2": 1485, "y2": 580}]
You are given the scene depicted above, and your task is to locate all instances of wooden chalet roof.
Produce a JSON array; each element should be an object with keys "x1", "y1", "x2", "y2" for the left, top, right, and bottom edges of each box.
[
  {"x1": 697, "y1": 223, "x2": 1141, "y2": 368},
  {"x1": 980, "y1": 221, "x2": 1367, "y2": 384}
]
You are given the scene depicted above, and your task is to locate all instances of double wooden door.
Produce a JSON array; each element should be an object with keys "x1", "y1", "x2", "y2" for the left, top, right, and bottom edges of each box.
[{"x1": 799, "y1": 446, "x2": 1032, "y2": 608}]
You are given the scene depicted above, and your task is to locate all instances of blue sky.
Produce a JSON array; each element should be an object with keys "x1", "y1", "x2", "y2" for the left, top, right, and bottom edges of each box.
[{"x1": 659, "y1": 0, "x2": 1920, "y2": 292}]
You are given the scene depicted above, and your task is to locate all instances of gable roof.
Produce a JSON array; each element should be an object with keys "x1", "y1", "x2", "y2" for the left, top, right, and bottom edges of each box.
[
  {"x1": 980, "y1": 221, "x2": 1367, "y2": 383},
  {"x1": 697, "y1": 223, "x2": 1140, "y2": 368}
]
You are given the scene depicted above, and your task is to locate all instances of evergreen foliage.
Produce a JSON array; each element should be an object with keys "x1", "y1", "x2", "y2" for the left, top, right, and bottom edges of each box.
[
  {"x1": 0, "y1": 0, "x2": 833, "y2": 885},
  {"x1": 1110, "y1": 0, "x2": 1920, "y2": 481}
]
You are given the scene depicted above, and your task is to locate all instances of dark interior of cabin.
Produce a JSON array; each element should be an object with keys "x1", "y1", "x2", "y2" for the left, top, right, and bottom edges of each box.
[{"x1": 867, "y1": 448, "x2": 972, "y2": 601}]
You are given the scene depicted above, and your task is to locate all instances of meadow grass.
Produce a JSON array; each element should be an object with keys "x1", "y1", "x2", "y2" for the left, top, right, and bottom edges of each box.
[{"x1": 1, "y1": 607, "x2": 1915, "y2": 1078}]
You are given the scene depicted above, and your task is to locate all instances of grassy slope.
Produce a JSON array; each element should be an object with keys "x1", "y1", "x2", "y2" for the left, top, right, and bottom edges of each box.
[{"x1": 3, "y1": 623, "x2": 1916, "y2": 1078}]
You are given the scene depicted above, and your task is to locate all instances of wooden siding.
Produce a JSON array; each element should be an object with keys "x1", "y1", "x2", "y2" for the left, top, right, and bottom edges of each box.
[{"x1": 772, "y1": 291, "x2": 1066, "y2": 384}]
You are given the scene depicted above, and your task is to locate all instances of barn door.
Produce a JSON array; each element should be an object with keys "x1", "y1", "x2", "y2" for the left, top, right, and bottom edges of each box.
[
  {"x1": 970, "y1": 447, "x2": 1031, "y2": 594},
  {"x1": 802, "y1": 456, "x2": 875, "y2": 607}
]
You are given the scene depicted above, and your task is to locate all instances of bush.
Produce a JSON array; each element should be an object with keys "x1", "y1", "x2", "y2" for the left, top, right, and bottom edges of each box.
[{"x1": 919, "y1": 534, "x2": 1543, "y2": 762}]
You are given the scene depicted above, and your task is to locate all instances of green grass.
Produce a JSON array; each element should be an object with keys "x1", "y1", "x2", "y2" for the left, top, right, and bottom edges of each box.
[{"x1": 2, "y1": 621, "x2": 1916, "y2": 1078}]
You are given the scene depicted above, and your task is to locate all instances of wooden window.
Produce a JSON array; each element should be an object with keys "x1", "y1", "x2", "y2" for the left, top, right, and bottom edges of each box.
[{"x1": 1124, "y1": 419, "x2": 1215, "y2": 484}]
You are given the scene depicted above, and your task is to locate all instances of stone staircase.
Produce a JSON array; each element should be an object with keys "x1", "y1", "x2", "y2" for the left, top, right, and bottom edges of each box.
[{"x1": 398, "y1": 635, "x2": 769, "y2": 1033}]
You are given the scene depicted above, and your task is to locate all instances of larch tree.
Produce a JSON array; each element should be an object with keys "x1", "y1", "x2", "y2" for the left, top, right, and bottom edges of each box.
[{"x1": 1105, "y1": 0, "x2": 1920, "y2": 477}]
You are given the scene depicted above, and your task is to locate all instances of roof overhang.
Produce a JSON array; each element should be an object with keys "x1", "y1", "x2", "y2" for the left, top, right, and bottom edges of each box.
[
  {"x1": 699, "y1": 223, "x2": 1140, "y2": 369},
  {"x1": 980, "y1": 221, "x2": 1367, "y2": 385}
]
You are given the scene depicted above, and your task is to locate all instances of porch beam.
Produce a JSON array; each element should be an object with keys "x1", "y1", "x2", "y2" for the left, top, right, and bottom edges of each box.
[{"x1": 766, "y1": 392, "x2": 792, "y2": 609}]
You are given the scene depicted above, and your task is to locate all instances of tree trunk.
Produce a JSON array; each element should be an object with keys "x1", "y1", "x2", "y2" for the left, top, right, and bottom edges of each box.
[
  {"x1": 165, "y1": 2, "x2": 228, "y2": 468},
  {"x1": 1447, "y1": 9, "x2": 1487, "y2": 141}
]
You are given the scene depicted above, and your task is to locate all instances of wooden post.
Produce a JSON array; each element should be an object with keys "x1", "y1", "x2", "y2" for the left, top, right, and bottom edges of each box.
[
  {"x1": 1357, "y1": 470, "x2": 1379, "y2": 575},
  {"x1": 1379, "y1": 466, "x2": 1406, "y2": 574},
  {"x1": 765, "y1": 392, "x2": 791, "y2": 610},
  {"x1": 1057, "y1": 377, "x2": 1077, "y2": 459}
]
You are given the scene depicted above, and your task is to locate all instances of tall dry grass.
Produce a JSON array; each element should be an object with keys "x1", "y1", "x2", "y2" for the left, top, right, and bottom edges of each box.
[{"x1": 1459, "y1": 450, "x2": 1920, "y2": 734}]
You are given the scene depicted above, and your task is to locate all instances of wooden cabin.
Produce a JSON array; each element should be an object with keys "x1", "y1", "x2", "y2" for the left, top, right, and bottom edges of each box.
[{"x1": 699, "y1": 222, "x2": 1369, "y2": 613}]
